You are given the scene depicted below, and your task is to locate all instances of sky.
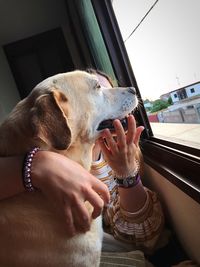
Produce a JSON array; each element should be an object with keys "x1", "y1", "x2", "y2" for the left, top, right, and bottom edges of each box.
[{"x1": 112, "y1": 0, "x2": 200, "y2": 101}]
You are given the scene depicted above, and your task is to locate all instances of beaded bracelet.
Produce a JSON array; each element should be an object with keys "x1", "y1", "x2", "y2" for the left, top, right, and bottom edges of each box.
[
  {"x1": 113, "y1": 159, "x2": 140, "y2": 179},
  {"x1": 22, "y1": 147, "x2": 40, "y2": 192},
  {"x1": 113, "y1": 159, "x2": 140, "y2": 188}
]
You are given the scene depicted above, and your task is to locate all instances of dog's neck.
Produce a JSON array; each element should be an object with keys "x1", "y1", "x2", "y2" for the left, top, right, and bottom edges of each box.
[{"x1": 62, "y1": 141, "x2": 94, "y2": 171}]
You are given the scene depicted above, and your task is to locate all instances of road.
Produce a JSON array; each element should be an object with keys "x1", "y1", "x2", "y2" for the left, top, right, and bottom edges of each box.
[{"x1": 150, "y1": 122, "x2": 200, "y2": 149}]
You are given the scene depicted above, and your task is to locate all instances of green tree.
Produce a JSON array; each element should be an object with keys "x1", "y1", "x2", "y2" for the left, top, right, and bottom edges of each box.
[
  {"x1": 167, "y1": 96, "x2": 173, "y2": 105},
  {"x1": 150, "y1": 99, "x2": 169, "y2": 113}
]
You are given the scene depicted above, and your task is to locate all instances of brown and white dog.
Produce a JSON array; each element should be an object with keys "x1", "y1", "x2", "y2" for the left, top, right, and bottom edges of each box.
[{"x1": 0, "y1": 70, "x2": 138, "y2": 267}]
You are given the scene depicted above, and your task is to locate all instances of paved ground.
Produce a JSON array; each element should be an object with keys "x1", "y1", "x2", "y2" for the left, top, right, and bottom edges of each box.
[{"x1": 150, "y1": 122, "x2": 200, "y2": 149}]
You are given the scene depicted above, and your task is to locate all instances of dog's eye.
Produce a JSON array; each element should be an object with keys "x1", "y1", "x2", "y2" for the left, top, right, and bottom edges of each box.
[{"x1": 95, "y1": 83, "x2": 101, "y2": 89}]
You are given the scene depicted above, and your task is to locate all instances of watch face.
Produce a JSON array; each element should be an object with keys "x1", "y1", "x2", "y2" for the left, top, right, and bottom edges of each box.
[
  {"x1": 128, "y1": 177, "x2": 134, "y2": 186},
  {"x1": 116, "y1": 176, "x2": 137, "y2": 188},
  {"x1": 124, "y1": 177, "x2": 134, "y2": 187},
  {"x1": 115, "y1": 173, "x2": 140, "y2": 188},
  {"x1": 123, "y1": 179, "x2": 129, "y2": 187}
]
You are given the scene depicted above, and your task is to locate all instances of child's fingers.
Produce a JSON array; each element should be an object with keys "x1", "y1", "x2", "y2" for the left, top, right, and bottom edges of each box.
[
  {"x1": 113, "y1": 119, "x2": 126, "y2": 149},
  {"x1": 99, "y1": 129, "x2": 118, "y2": 155},
  {"x1": 98, "y1": 137, "x2": 111, "y2": 160},
  {"x1": 134, "y1": 126, "x2": 144, "y2": 147},
  {"x1": 126, "y1": 115, "x2": 136, "y2": 145}
]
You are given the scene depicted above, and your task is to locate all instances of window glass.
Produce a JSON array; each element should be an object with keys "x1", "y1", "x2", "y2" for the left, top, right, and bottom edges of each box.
[{"x1": 112, "y1": 0, "x2": 200, "y2": 149}]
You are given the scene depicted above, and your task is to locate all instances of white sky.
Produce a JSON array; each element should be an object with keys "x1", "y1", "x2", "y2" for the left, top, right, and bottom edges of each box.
[{"x1": 112, "y1": 0, "x2": 200, "y2": 100}]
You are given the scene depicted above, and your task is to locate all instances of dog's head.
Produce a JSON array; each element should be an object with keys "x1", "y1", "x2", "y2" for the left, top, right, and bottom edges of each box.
[
  {"x1": 30, "y1": 70, "x2": 138, "y2": 149},
  {"x1": 0, "y1": 70, "x2": 138, "y2": 162}
]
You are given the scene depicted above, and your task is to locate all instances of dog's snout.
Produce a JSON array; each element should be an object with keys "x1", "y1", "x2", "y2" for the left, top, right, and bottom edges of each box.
[{"x1": 128, "y1": 87, "x2": 136, "y2": 95}]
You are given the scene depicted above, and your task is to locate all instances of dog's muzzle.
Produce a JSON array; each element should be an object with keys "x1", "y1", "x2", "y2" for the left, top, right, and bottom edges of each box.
[
  {"x1": 128, "y1": 87, "x2": 136, "y2": 95},
  {"x1": 97, "y1": 87, "x2": 137, "y2": 132}
]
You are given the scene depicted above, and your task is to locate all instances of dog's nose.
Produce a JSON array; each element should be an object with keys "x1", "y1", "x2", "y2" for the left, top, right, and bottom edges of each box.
[{"x1": 128, "y1": 87, "x2": 136, "y2": 95}]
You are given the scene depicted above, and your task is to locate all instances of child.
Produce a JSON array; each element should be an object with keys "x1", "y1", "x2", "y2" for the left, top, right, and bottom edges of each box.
[{"x1": 90, "y1": 69, "x2": 164, "y2": 253}]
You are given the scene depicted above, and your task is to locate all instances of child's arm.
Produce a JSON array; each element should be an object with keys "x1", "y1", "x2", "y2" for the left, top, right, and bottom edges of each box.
[
  {"x1": 98, "y1": 115, "x2": 147, "y2": 212},
  {"x1": 98, "y1": 114, "x2": 165, "y2": 251}
]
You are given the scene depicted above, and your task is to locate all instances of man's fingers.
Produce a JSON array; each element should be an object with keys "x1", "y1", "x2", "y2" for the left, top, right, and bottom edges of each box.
[
  {"x1": 86, "y1": 184, "x2": 109, "y2": 219},
  {"x1": 91, "y1": 175, "x2": 110, "y2": 205},
  {"x1": 63, "y1": 205, "x2": 76, "y2": 237},
  {"x1": 72, "y1": 202, "x2": 91, "y2": 232},
  {"x1": 91, "y1": 196, "x2": 104, "y2": 219}
]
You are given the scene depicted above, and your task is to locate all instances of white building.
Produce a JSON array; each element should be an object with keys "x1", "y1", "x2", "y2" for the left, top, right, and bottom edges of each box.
[{"x1": 170, "y1": 82, "x2": 200, "y2": 103}]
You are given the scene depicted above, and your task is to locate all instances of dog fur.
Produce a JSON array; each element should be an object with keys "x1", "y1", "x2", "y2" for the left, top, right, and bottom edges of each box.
[{"x1": 0, "y1": 70, "x2": 138, "y2": 267}]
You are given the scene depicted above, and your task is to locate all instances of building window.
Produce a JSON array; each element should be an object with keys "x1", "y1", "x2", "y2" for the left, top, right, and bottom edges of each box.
[
  {"x1": 190, "y1": 88, "x2": 195, "y2": 93},
  {"x1": 174, "y1": 93, "x2": 177, "y2": 98}
]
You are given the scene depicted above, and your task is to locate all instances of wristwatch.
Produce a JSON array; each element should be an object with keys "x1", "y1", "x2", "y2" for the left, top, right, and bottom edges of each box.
[
  {"x1": 114, "y1": 159, "x2": 140, "y2": 188},
  {"x1": 114, "y1": 173, "x2": 140, "y2": 188}
]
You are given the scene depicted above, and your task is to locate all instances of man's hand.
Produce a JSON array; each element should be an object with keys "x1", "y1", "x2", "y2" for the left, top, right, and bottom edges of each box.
[{"x1": 31, "y1": 151, "x2": 110, "y2": 236}]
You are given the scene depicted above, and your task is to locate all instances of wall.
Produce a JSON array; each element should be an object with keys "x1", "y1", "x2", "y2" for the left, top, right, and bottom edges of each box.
[
  {"x1": 144, "y1": 164, "x2": 200, "y2": 264},
  {"x1": 186, "y1": 84, "x2": 200, "y2": 98},
  {"x1": 171, "y1": 91, "x2": 179, "y2": 103},
  {"x1": 0, "y1": 0, "x2": 83, "y2": 122},
  {"x1": 147, "y1": 114, "x2": 159, "y2": 122},
  {"x1": 0, "y1": 47, "x2": 20, "y2": 123},
  {"x1": 158, "y1": 106, "x2": 200, "y2": 123},
  {"x1": 161, "y1": 109, "x2": 183, "y2": 123}
]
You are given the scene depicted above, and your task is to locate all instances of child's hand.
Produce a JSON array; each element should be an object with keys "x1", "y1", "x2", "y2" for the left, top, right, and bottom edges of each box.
[{"x1": 98, "y1": 115, "x2": 144, "y2": 177}]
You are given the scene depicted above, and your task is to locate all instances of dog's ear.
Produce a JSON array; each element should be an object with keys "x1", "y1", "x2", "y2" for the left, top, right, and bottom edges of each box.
[{"x1": 31, "y1": 89, "x2": 71, "y2": 150}]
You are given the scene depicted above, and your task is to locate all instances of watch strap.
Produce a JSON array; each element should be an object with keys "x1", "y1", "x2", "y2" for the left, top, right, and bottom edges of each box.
[{"x1": 114, "y1": 173, "x2": 140, "y2": 188}]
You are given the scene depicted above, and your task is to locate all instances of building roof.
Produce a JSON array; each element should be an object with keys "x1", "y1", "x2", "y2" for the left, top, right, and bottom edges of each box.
[{"x1": 160, "y1": 81, "x2": 200, "y2": 98}]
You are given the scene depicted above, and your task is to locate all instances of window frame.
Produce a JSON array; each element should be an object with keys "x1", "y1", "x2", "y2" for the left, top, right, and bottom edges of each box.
[{"x1": 91, "y1": 0, "x2": 200, "y2": 204}]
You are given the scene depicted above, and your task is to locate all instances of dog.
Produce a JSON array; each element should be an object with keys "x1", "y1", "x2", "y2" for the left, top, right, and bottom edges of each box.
[{"x1": 0, "y1": 70, "x2": 138, "y2": 267}]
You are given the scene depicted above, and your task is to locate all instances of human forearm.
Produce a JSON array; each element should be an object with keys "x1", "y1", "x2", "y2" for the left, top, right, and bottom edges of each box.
[
  {"x1": 104, "y1": 188, "x2": 164, "y2": 251},
  {"x1": 0, "y1": 150, "x2": 110, "y2": 236},
  {"x1": 0, "y1": 156, "x2": 24, "y2": 200},
  {"x1": 118, "y1": 180, "x2": 147, "y2": 212}
]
